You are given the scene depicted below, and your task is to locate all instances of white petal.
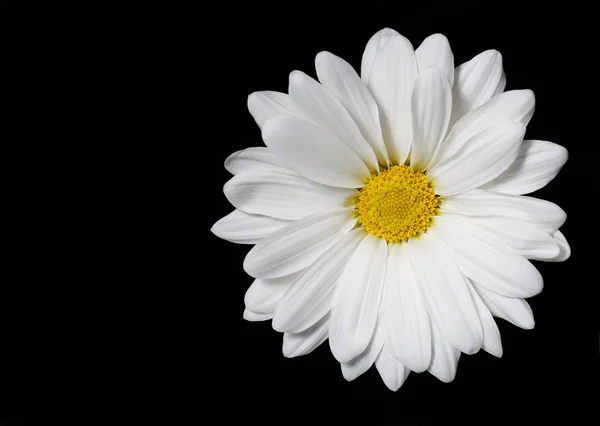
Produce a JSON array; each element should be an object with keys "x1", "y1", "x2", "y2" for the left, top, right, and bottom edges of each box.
[
  {"x1": 243, "y1": 208, "x2": 356, "y2": 279},
  {"x1": 474, "y1": 286, "x2": 535, "y2": 330},
  {"x1": 224, "y1": 169, "x2": 358, "y2": 220},
  {"x1": 262, "y1": 115, "x2": 370, "y2": 188},
  {"x1": 443, "y1": 214, "x2": 559, "y2": 260},
  {"x1": 450, "y1": 50, "x2": 506, "y2": 125},
  {"x1": 375, "y1": 345, "x2": 410, "y2": 392},
  {"x1": 288, "y1": 71, "x2": 379, "y2": 170},
  {"x1": 441, "y1": 189, "x2": 567, "y2": 234},
  {"x1": 367, "y1": 35, "x2": 417, "y2": 165},
  {"x1": 427, "y1": 321, "x2": 461, "y2": 383},
  {"x1": 435, "y1": 90, "x2": 535, "y2": 165},
  {"x1": 224, "y1": 147, "x2": 294, "y2": 176},
  {"x1": 273, "y1": 228, "x2": 366, "y2": 333},
  {"x1": 247, "y1": 91, "x2": 301, "y2": 129},
  {"x1": 244, "y1": 272, "x2": 300, "y2": 314},
  {"x1": 466, "y1": 282, "x2": 503, "y2": 358},
  {"x1": 211, "y1": 209, "x2": 292, "y2": 245},
  {"x1": 435, "y1": 215, "x2": 543, "y2": 298},
  {"x1": 282, "y1": 314, "x2": 330, "y2": 358},
  {"x1": 410, "y1": 66, "x2": 452, "y2": 171},
  {"x1": 243, "y1": 308, "x2": 273, "y2": 322},
  {"x1": 380, "y1": 243, "x2": 431, "y2": 372},
  {"x1": 408, "y1": 231, "x2": 483, "y2": 354},
  {"x1": 329, "y1": 234, "x2": 387, "y2": 363},
  {"x1": 316, "y1": 51, "x2": 389, "y2": 165},
  {"x1": 429, "y1": 122, "x2": 526, "y2": 196},
  {"x1": 341, "y1": 325, "x2": 384, "y2": 381},
  {"x1": 361, "y1": 28, "x2": 401, "y2": 82},
  {"x1": 546, "y1": 230, "x2": 571, "y2": 262},
  {"x1": 415, "y1": 33, "x2": 454, "y2": 85},
  {"x1": 480, "y1": 140, "x2": 569, "y2": 195}
]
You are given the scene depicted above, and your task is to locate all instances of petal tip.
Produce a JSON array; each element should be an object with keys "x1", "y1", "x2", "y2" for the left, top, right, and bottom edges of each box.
[
  {"x1": 271, "y1": 313, "x2": 287, "y2": 333},
  {"x1": 522, "y1": 318, "x2": 535, "y2": 330},
  {"x1": 260, "y1": 113, "x2": 284, "y2": 141},
  {"x1": 521, "y1": 88, "x2": 535, "y2": 101},
  {"x1": 330, "y1": 339, "x2": 364, "y2": 364},
  {"x1": 427, "y1": 33, "x2": 449, "y2": 42},
  {"x1": 559, "y1": 247, "x2": 571, "y2": 262},
  {"x1": 554, "y1": 143, "x2": 569, "y2": 164},
  {"x1": 438, "y1": 374, "x2": 455, "y2": 384},
  {"x1": 246, "y1": 91, "x2": 258, "y2": 107},
  {"x1": 462, "y1": 345, "x2": 482, "y2": 356},
  {"x1": 242, "y1": 251, "x2": 258, "y2": 278},
  {"x1": 315, "y1": 50, "x2": 333, "y2": 63},
  {"x1": 242, "y1": 308, "x2": 251, "y2": 321},
  {"x1": 340, "y1": 365, "x2": 358, "y2": 382},
  {"x1": 247, "y1": 91, "x2": 258, "y2": 104},
  {"x1": 209, "y1": 220, "x2": 221, "y2": 238},
  {"x1": 377, "y1": 27, "x2": 400, "y2": 37},
  {"x1": 409, "y1": 363, "x2": 428, "y2": 374},
  {"x1": 288, "y1": 70, "x2": 307, "y2": 86},
  {"x1": 282, "y1": 341, "x2": 298, "y2": 358},
  {"x1": 483, "y1": 49, "x2": 502, "y2": 59},
  {"x1": 429, "y1": 367, "x2": 457, "y2": 383},
  {"x1": 243, "y1": 308, "x2": 272, "y2": 322},
  {"x1": 384, "y1": 384, "x2": 402, "y2": 392}
]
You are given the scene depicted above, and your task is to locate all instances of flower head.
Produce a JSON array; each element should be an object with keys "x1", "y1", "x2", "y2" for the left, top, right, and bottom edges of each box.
[{"x1": 211, "y1": 28, "x2": 570, "y2": 391}]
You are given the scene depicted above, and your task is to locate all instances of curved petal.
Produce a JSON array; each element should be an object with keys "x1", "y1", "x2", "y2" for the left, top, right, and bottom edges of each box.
[
  {"x1": 288, "y1": 71, "x2": 379, "y2": 170},
  {"x1": 224, "y1": 147, "x2": 294, "y2": 176},
  {"x1": 408, "y1": 230, "x2": 483, "y2": 354},
  {"x1": 415, "y1": 33, "x2": 454, "y2": 85},
  {"x1": 273, "y1": 228, "x2": 366, "y2": 333},
  {"x1": 375, "y1": 344, "x2": 410, "y2": 391},
  {"x1": 329, "y1": 234, "x2": 387, "y2": 363},
  {"x1": 211, "y1": 209, "x2": 292, "y2": 245},
  {"x1": 546, "y1": 230, "x2": 571, "y2": 262},
  {"x1": 450, "y1": 50, "x2": 506, "y2": 125},
  {"x1": 427, "y1": 321, "x2": 461, "y2": 383},
  {"x1": 467, "y1": 282, "x2": 503, "y2": 358},
  {"x1": 244, "y1": 272, "x2": 300, "y2": 314},
  {"x1": 316, "y1": 51, "x2": 389, "y2": 165},
  {"x1": 282, "y1": 314, "x2": 330, "y2": 358},
  {"x1": 410, "y1": 66, "x2": 452, "y2": 172},
  {"x1": 440, "y1": 189, "x2": 567, "y2": 234},
  {"x1": 243, "y1": 308, "x2": 273, "y2": 322},
  {"x1": 428, "y1": 122, "x2": 526, "y2": 196},
  {"x1": 434, "y1": 215, "x2": 543, "y2": 298},
  {"x1": 474, "y1": 286, "x2": 535, "y2": 330},
  {"x1": 434, "y1": 90, "x2": 535, "y2": 166},
  {"x1": 367, "y1": 35, "x2": 417, "y2": 165},
  {"x1": 224, "y1": 169, "x2": 358, "y2": 220},
  {"x1": 480, "y1": 140, "x2": 569, "y2": 195},
  {"x1": 243, "y1": 208, "x2": 356, "y2": 279},
  {"x1": 380, "y1": 242, "x2": 431, "y2": 372},
  {"x1": 443, "y1": 214, "x2": 559, "y2": 260},
  {"x1": 262, "y1": 115, "x2": 370, "y2": 188},
  {"x1": 361, "y1": 27, "x2": 401, "y2": 82},
  {"x1": 341, "y1": 325, "x2": 384, "y2": 381},
  {"x1": 247, "y1": 91, "x2": 302, "y2": 129}
]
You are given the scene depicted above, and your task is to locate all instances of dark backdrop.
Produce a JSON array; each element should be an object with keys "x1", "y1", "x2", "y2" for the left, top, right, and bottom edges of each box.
[
  {"x1": 207, "y1": 3, "x2": 598, "y2": 424},
  {"x1": 0, "y1": 2, "x2": 597, "y2": 425}
]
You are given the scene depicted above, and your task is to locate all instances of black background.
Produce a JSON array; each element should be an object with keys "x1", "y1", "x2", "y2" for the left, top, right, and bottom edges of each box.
[{"x1": 0, "y1": 2, "x2": 598, "y2": 425}]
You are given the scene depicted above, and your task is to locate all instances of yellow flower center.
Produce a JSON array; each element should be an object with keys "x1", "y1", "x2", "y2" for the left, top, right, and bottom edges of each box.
[{"x1": 355, "y1": 165, "x2": 440, "y2": 243}]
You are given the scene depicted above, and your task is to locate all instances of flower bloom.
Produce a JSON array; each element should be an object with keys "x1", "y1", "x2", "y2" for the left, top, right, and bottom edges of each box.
[{"x1": 212, "y1": 28, "x2": 570, "y2": 390}]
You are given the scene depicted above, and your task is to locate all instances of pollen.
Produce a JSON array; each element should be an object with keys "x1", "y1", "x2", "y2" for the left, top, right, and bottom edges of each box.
[{"x1": 355, "y1": 165, "x2": 440, "y2": 243}]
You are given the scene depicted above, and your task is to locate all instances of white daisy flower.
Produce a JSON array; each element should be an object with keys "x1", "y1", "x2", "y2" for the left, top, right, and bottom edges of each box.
[{"x1": 211, "y1": 28, "x2": 570, "y2": 391}]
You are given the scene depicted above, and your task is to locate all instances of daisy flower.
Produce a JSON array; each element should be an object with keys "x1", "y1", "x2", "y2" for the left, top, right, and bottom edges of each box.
[{"x1": 211, "y1": 28, "x2": 570, "y2": 391}]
